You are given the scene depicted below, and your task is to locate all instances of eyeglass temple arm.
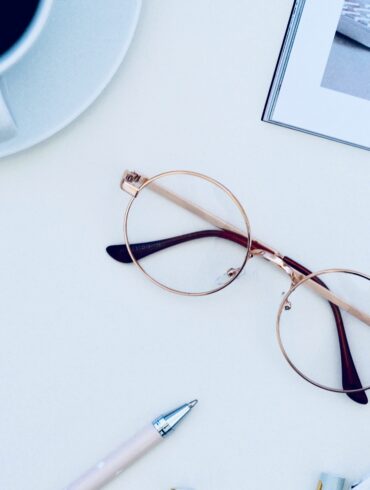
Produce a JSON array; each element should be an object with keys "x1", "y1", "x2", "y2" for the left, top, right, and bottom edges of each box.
[{"x1": 107, "y1": 229, "x2": 248, "y2": 263}]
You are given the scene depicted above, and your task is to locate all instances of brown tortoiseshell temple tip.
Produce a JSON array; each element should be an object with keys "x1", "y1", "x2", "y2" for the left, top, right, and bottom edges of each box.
[{"x1": 106, "y1": 244, "x2": 133, "y2": 264}]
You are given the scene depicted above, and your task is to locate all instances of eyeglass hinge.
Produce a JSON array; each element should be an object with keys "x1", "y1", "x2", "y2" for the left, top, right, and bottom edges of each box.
[{"x1": 120, "y1": 170, "x2": 148, "y2": 197}]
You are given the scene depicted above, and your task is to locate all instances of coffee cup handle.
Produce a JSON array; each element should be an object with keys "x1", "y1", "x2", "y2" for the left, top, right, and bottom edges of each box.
[{"x1": 0, "y1": 83, "x2": 16, "y2": 142}]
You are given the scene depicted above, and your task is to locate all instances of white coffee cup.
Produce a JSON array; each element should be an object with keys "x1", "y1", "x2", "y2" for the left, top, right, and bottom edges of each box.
[{"x1": 0, "y1": 0, "x2": 54, "y2": 142}]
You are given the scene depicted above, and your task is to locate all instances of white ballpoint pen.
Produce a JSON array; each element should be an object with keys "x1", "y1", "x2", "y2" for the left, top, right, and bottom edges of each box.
[{"x1": 64, "y1": 400, "x2": 198, "y2": 490}]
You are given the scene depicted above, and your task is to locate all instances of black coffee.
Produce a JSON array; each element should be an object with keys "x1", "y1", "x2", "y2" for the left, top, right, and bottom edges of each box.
[{"x1": 0, "y1": 1, "x2": 41, "y2": 56}]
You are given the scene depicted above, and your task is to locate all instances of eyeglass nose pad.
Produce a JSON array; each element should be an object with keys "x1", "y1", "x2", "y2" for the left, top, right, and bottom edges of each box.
[
  {"x1": 281, "y1": 291, "x2": 292, "y2": 311},
  {"x1": 216, "y1": 267, "x2": 243, "y2": 286}
]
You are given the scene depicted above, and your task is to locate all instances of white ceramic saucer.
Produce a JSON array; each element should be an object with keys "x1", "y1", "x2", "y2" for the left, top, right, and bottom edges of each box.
[{"x1": 0, "y1": 0, "x2": 141, "y2": 158}]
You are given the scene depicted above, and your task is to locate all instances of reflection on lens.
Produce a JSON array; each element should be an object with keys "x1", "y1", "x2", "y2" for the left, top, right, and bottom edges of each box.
[
  {"x1": 277, "y1": 270, "x2": 370, "y2": 393},
  {"x1": 125, "y1": 172, "x2": 250, "y2": 295}
]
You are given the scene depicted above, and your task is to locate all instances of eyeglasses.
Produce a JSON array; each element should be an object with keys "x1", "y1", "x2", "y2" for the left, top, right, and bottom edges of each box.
[{"x1": 106, "y1": 170, "x2": 370, "y2": 405}]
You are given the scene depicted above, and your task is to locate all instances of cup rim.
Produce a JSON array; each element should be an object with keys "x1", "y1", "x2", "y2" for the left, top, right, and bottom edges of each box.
[{"x1": 0, "y1": 0, "x2": 54, "y2": 74}]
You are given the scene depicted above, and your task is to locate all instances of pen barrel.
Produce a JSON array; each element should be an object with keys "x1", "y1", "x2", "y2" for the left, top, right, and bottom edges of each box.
[{"x1": 65, "y1": 424, "x2": 162, "y2": 490}]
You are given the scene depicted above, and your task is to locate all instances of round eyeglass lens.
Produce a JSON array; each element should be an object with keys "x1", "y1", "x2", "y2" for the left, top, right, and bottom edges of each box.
[
  {"x1": 124, "y1": 172, "x2": 251, "y2": 295},
  {"x1": 277, "y1": 270, "x2": 370, "y2": 393}
]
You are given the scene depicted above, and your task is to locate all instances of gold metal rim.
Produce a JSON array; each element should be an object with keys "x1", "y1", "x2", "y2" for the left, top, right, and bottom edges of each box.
[
  {"x1": 276, "y1": 268, "x2": 370, "y2": 394},
  {"x1": 123, "y1": 170, "x2": 252, "y2": 297}
]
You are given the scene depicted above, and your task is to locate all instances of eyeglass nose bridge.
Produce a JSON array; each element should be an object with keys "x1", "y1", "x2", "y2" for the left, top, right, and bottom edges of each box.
[{"x1": 252, "y1": 245, "x2": 297, "y2": 282}]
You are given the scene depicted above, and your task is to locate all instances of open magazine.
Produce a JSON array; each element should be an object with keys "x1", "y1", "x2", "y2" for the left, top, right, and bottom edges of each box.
[{"x1": 263, "y1": 0, "x2": 370, "y2": 150}]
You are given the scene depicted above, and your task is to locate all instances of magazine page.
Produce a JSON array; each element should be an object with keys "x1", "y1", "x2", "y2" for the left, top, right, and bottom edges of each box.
[{"x1": 271, "y1": 0, "x2": 370, "y2": 149}]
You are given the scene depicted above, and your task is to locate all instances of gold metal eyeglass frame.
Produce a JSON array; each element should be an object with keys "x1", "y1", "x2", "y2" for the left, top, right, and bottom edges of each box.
[
  {"x1": 110, "y1": 169, "x2": 370, "y2": 399},
  {"x1": 123, "y1": 170, "x2": 251, "y2": 296}
]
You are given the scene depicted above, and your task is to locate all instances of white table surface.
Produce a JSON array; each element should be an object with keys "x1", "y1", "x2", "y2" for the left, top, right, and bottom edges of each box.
[{"x1": 1, "y1": 2, "x2": 370, "y2": 489}]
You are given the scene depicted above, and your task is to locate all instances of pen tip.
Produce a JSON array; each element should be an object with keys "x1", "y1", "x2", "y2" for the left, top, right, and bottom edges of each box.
[{"x1": 188, "y1": 399, "x2": 198, "y2": 408}]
